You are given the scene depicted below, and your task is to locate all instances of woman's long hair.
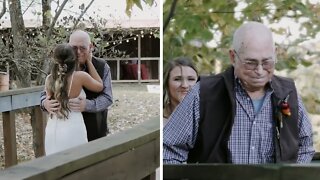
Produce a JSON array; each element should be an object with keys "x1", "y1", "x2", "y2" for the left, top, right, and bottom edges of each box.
[
  {"x1": 47, "y1": 44, "x2": 77, "y2": 119},
  {"x1": 163, "y1": 57, "x2": 198, "y2": 118}
]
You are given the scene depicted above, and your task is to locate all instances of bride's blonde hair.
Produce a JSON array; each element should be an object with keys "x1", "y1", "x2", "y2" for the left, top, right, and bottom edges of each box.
[{"x1": 47, "y1": 44, "x2": 77, "y2": 119}]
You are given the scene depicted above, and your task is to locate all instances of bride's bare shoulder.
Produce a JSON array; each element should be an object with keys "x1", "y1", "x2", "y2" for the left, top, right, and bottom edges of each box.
[{"x1": 74, "y1": 71, "x2": 89, "y2": 77}]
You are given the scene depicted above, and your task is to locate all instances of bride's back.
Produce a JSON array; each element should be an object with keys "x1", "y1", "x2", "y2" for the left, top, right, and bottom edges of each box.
[{"x1": 45, "y1": 44, "x2": 78, "y2": 119}]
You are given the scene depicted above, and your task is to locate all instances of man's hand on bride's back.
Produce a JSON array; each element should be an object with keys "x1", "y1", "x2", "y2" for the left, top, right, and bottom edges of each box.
[
  {"x1": 69, "y1": 96, "x2": 86, "y2": 112},
  {"x1": 44, "y1": 96, "x2": 60, "y2": 114}
]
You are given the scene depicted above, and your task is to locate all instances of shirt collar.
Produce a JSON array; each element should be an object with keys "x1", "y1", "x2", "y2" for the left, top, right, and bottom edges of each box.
[{"x1": 234, "y1": 75, "x2": 274, "y2": 94}]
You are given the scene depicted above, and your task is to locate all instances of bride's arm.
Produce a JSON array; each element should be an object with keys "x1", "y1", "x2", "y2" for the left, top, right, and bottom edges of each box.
[
  {"x1": 78, "y1": 71, "x2": 103, "y2": 92},
  {"x1": 86, "y1": 55, "x2": 102, "y2": 83}
]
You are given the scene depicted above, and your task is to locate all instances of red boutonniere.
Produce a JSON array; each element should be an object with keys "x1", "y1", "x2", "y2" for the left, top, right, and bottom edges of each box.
[
  {"x1": 277, "y1": 94, "x2": 291, "y2": 129},
  {"x1": 280, "y1": 99, "x2": 291, "y2": 116}
]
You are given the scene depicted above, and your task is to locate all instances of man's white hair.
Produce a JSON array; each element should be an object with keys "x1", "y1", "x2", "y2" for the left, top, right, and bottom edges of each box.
[
  {"x1": 69, "y1": 30, "x2": 91, "y2": 45},
  {"x1": 232, "y1": 21, "x2": 275, "y2": 54}
]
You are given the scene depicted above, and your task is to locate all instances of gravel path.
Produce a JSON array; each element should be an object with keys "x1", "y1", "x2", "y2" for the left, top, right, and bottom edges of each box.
[{"x1": 0, "y1": 83, "x2": 160, "y2": 169}]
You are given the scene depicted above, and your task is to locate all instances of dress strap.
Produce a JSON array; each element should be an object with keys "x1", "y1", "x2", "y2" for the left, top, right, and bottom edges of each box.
[{"x1": 68, "y1": 72, "x2": 75, "y2": 97}]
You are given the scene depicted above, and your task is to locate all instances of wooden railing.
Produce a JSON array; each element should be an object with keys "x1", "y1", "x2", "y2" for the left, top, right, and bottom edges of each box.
[
  {"x1": 163, "y1": 163, "x2": 320, "y2": 180},
  {"x1": 0, "y1": 86, "x2": 46, "y2": 167},
  {"x1": 0, "y1": 86, "x2": 160, "y2": 179},
  {"x1": 0, "y1": 118, "x2": 159, "y2": 180}
]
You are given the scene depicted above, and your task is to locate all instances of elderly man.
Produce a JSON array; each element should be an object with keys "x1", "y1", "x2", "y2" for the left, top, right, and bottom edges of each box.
[
  {"x1": 41, "y1": 30, "x2": 113, "y2": 141},
  {"x1": 163, "y1": 21, "x2": 315, "y2": 164}
]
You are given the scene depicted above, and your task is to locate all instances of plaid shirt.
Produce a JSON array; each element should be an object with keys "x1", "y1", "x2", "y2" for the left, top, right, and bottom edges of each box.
[
  {"x1": 163, "y1": 80, "x2": 315, "y2": 164},
  {"x1": 84, "y1": 63, "x2": 113, "y2": 112}
]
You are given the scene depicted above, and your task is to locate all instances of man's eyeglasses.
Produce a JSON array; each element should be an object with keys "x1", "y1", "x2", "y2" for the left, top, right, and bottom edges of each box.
[
  {"x1": 72, "y1": 46, "x2": 88, "y2": 52},
  {"x1": 233, "y1": 50, "x2": 276, "y2": 70}
]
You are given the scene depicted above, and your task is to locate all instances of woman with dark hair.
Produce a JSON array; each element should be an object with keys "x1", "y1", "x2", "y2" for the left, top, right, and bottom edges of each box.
[
  {"x1": 44, "y1": 43, "x2": 103, "y2": 155},
  {"x1": 163, "y1": 57, "x2": 198, "y2": 126}
]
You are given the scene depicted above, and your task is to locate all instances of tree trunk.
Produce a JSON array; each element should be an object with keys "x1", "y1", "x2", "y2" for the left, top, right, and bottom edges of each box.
[
  {"x1": 163, "y1": 0, "x2": 178, "y2": 33},
  {"x1": 8, "y1": 0, "x2": 30, "y2": 87},
  {"x1": 36, "y1": 0, "x2": 69, "y2": 85},
  {"x1": 42, "y1": 0, "x2": 51, "y2": 31},
  {"x1": 35, "y1": 0, "x2": 53, "y2": 85},
  {"x1": 0, "y1": 0, "x2": 6, "y2": 19}
]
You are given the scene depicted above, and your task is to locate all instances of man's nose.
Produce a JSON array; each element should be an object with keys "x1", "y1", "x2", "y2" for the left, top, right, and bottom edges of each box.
[
  {"x1": 255, "y1": 64, "x2": 264, "y2": 73},
  {"x1": 76, "y1": 48, "x2": 82, "y2": 54}
]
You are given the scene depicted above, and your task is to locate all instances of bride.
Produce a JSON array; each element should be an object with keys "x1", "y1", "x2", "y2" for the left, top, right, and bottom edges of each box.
[{"x1": 44, "y1": 43, "x2": 103, "y2": 155}]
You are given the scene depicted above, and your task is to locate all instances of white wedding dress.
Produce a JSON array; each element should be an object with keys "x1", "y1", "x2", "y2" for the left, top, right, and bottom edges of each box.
[{"x1": 45, "y1": 73, "x2": 88, "y2": 155}]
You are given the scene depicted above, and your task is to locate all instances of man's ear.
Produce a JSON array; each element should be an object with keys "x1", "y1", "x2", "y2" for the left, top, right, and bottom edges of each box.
[
  {"x1": 89, "y1": 43, "x2": 94, "y2": 52},
  {"x1": 229, "y1": 49, "x2": 235, "y2": 66}
]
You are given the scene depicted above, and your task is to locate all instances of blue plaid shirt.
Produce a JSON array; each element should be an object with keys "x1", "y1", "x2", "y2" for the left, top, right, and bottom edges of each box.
[{"x1": 163, "y1": 80, "x2": 315, "y2": 164}]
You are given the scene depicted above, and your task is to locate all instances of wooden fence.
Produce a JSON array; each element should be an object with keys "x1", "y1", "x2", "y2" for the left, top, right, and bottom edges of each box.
[{"x1": 0, "y1": 86, "x2": 46, "y2": 167}]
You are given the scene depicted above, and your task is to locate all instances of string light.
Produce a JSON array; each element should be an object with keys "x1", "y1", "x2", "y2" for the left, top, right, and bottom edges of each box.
[
  {"x1": 0, "y1": 27, "x2": 158, "y2": 48},
  {"x1": 1, "y1": 29, "x2": 158, "y2": 49},
  {"x1": 105, "y1": 29, "x2": 158, "y2": 45}
]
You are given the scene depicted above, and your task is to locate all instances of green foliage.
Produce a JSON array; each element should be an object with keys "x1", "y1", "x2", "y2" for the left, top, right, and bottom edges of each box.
[
  {"x1": 126, "y1": 0, "x2": 155, "y2": 17},
  {"x1": 163, "y1": 0, "x2": 320, "y2": 74},
  {"x1": 163, "y1": 0, "x2": 320, "y2": 115}
]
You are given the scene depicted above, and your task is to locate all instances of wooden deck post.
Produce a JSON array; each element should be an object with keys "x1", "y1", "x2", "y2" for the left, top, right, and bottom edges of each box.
[
  {"x1": 138, "y1": 35, "x2": 141, "y2": 83},
  {"x1": 31, "y1": 106, "x2": 46, "y2": 157},
  {"x1": 2, "y1": 111, "x2": 17, "y2": 167}
]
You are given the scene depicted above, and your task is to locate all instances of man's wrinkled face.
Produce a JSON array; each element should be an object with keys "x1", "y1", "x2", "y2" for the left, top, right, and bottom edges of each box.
[
  {"x1": 232, "y1": 42, "x2": 276, "y2": 91},
  {"x1": 69, "y1": 37, "x2": 91, "y2": 65}
]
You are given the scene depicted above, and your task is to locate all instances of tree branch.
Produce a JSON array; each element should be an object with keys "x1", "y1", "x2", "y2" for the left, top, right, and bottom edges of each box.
[
  {"x1": 42, "y1": 0, "x2": 51, "y2": 30},
  {"x1": 163, "y1": 0, "x2": 178, "y2": 33},
  {"x1": 22, "y1": 0, "x2": 36, "y2": 15},
  {"x1": 72, "y1": 0, "x2": 95, "y2": 30},
  {"x1": 46, "y1": 0, "x2": 68, "y2": 39},
  {"x1": 0, "y1": 0, "x2": 6, "y2": 19}
]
